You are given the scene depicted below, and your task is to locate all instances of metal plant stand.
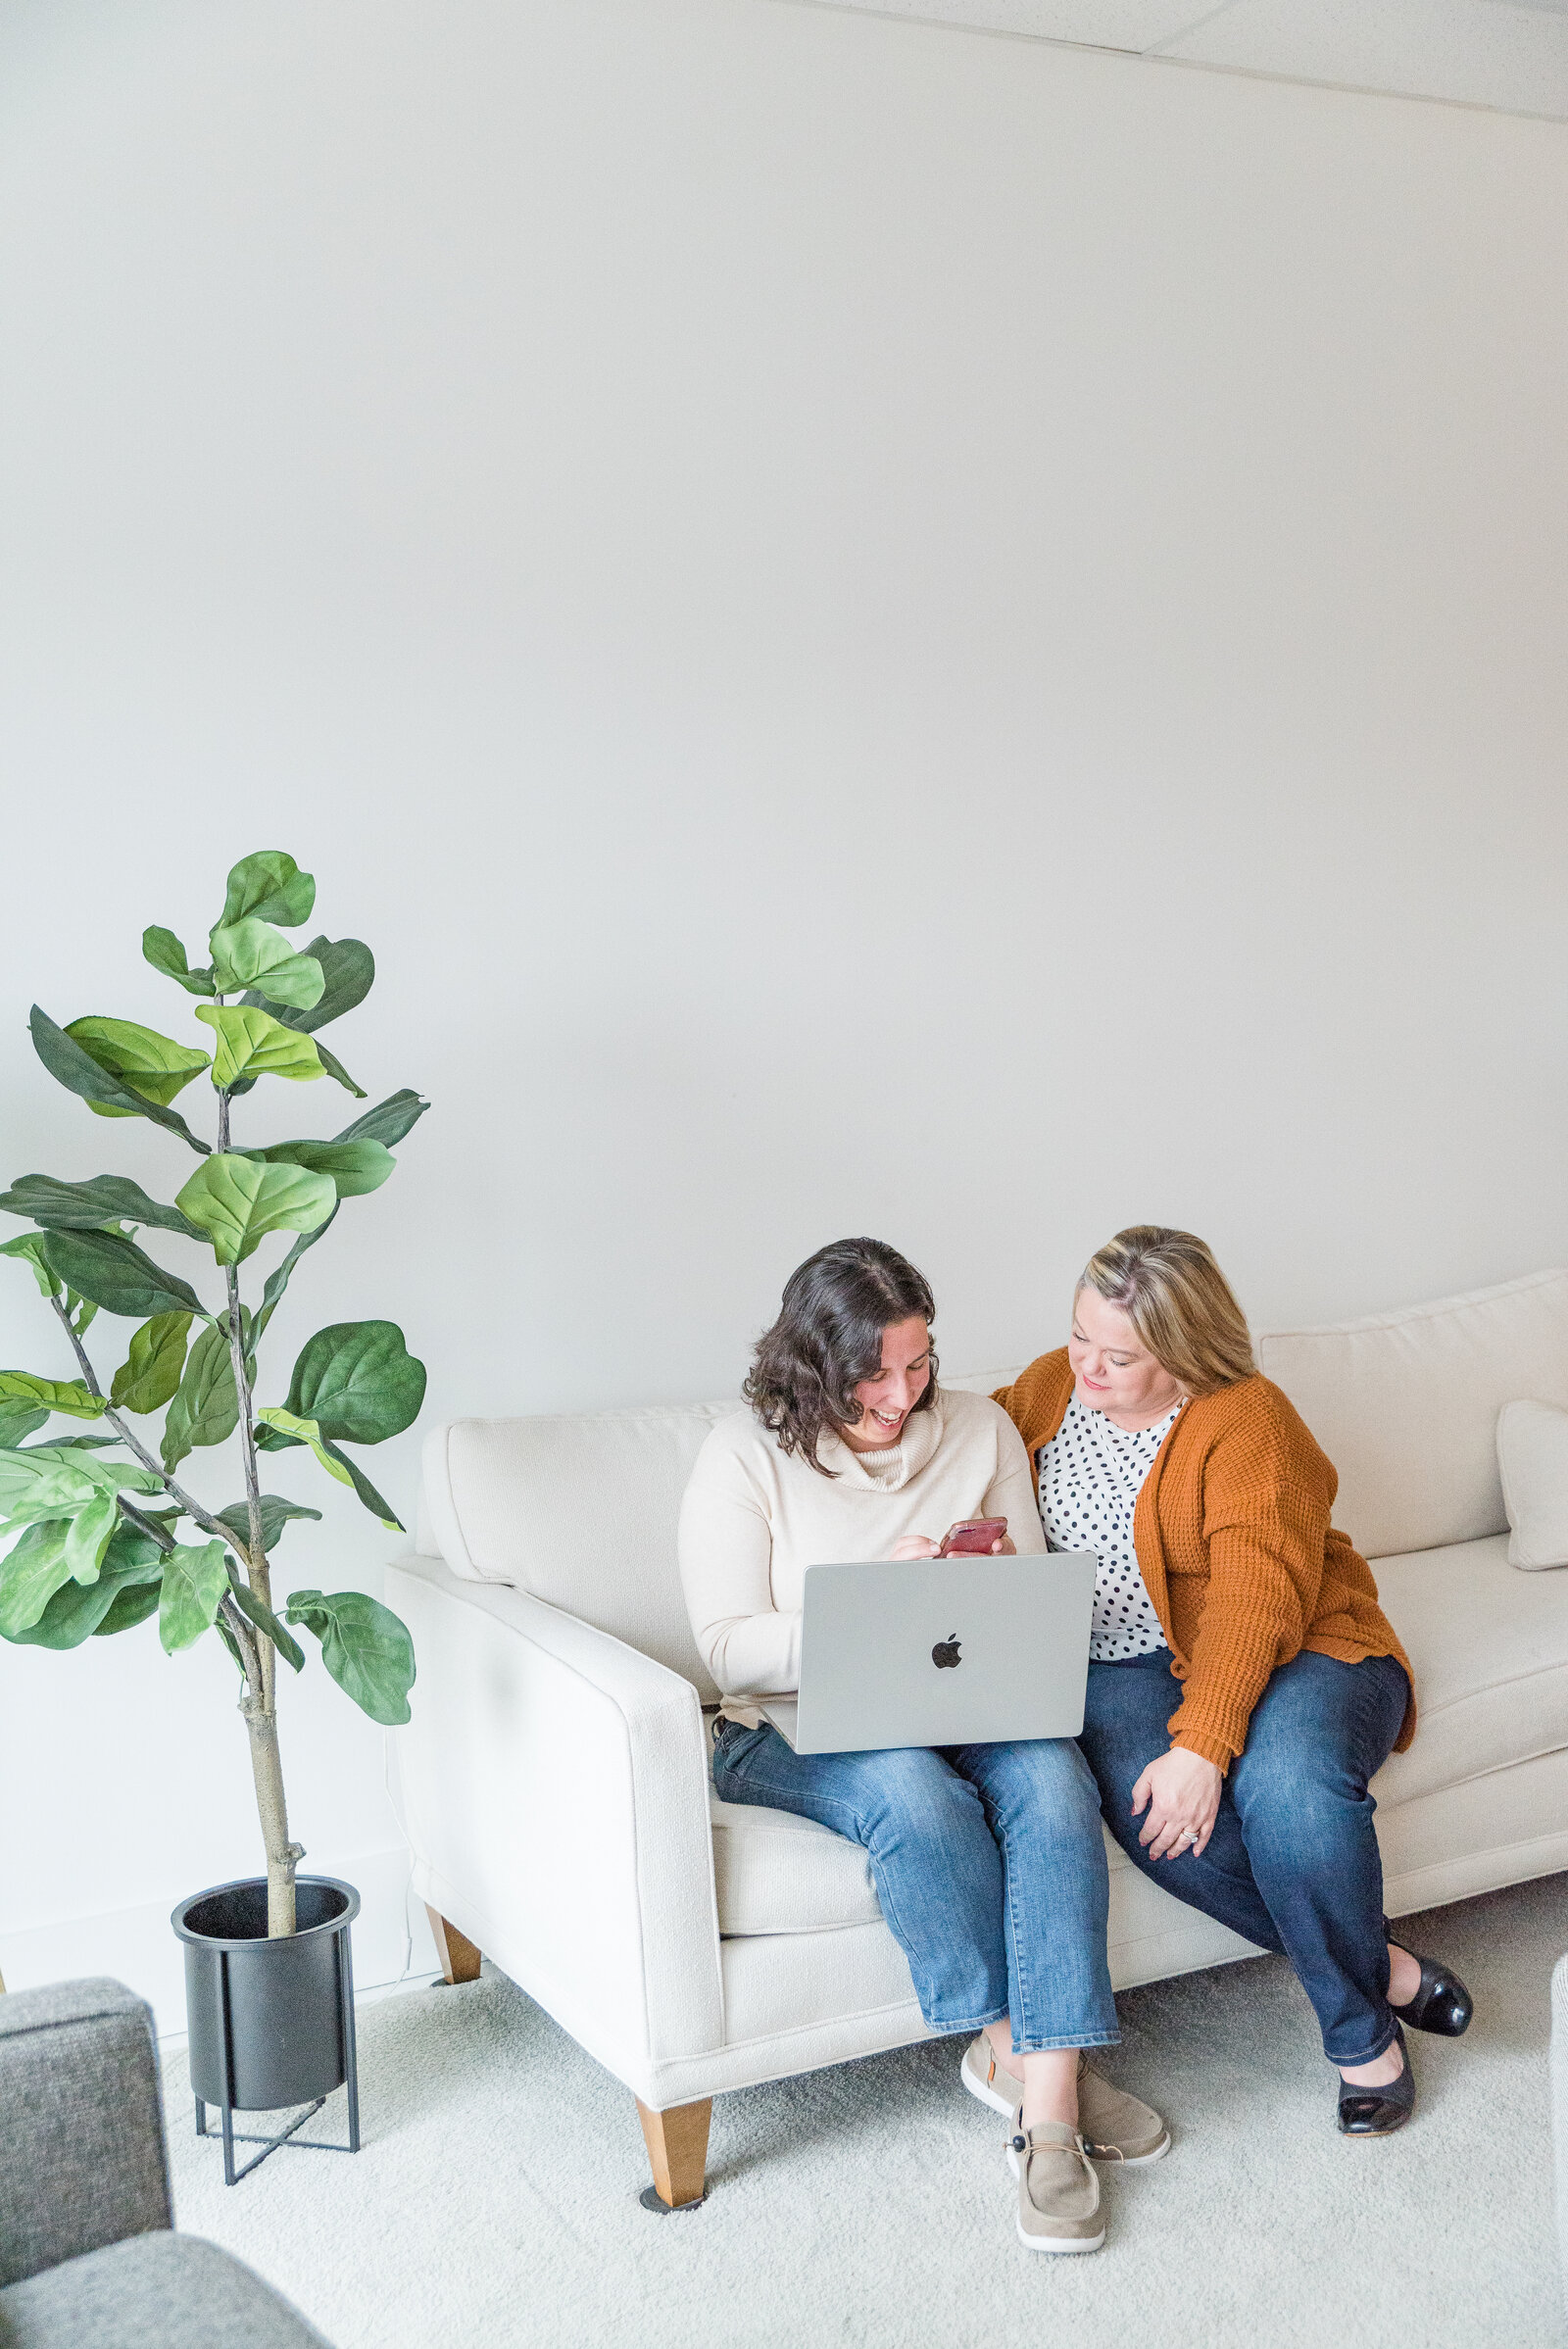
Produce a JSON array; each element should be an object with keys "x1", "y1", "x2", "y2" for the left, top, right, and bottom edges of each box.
[{"x1": 172, "y1": 1873, "x2": 363, "y2": 2185}]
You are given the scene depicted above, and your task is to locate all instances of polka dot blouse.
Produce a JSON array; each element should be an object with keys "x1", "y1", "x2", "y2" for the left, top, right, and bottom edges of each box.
[{"x1": 1037, "y1": 1394, "x2": 1183, "y2": 1660}]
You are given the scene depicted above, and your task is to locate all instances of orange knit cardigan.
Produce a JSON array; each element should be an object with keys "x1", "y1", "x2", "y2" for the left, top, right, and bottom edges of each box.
[{"x1": 993, "y1": 1349, "x2": 1415, "y2": 1772}]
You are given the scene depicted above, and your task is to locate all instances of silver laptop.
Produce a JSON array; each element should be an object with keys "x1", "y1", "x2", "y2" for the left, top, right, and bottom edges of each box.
[{"x1": 759, "y1": 1551, "x2": 1097, "y2": 1755}]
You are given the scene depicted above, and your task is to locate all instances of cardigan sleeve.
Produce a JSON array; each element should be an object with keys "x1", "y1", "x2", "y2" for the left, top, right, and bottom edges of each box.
[
  {"x1": 677, "y1": 1434, "x2": 801, "y2": 1699},
  {"x1": 1164, "y1": 1404, "x2": 1329, "y2": 1770}
]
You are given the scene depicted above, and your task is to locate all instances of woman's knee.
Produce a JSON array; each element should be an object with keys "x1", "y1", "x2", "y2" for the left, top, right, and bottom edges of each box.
[{"x1": 974, "y1": 1737, "x2": 1105, "y2": 1836}]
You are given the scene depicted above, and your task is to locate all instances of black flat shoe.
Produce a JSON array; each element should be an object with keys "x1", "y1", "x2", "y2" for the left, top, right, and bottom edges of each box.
[
  {"x1": 1338, "y1": 2023, "x2": 1415, "y2": 2136},
  {"x1": 1384, "y1": 1920, "x2": 1474, "y2": 2036}
]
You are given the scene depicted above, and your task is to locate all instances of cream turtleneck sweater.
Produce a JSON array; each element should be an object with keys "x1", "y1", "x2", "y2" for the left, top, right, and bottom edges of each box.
[{"x1": 677, "y1": 1386, "x2": 1046, "y2": 1726}]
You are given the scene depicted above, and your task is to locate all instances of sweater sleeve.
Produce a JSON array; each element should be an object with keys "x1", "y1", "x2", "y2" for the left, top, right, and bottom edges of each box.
[
  {"x1": 982, "y1": 1407, "x2": 1048, "y2": 1553},
  {"x1": 1164, "y1": 1408, "x2": 1327, "y2": 1771},
  {"x1": 677, "y1": 1435, "x2": 801, "y2": 1699}
]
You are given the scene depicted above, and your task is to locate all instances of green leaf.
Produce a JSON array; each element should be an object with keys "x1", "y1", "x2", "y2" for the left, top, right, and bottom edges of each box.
[
  {"x1": 0, "y1": 1371, "x2": 102, "y2": 1420},
  {"x1": 250, "y1": 1206, "x2": 338, "y2": 1347},
  {"x1": 29, "y1": 1007, "x2": 210, "y2": 1151},
  {"x1": 0, "y1": 1444, "x2": 162, "y2": 1515},
  {"x1": 63, "y1": 1488, "x2": 120, "y2": 1583},
  {"x1": 0, "y1": 1403, "x2": 50, "y2": 1447},
  {"x1": 284, "y1": 1588, "x2": 415, "y2": 1724},
  {"x1": 253, "y1": 1410, "x2": 406, "y2": 1531},
  {"x1": 229, "y1": 1578, "x2": 306, "y2": 1671},
  {"x1": 0, "y1": 1449, "x2": 102, "y2": 1528},
  {"x1": 0, "y1": 1521, "x2": 76, "y2": 1635},
  {"x1": 285, "y1": 1321, "x2": 426, "y2": 1444},
  {"x1": 110, "y1": 1313, "x2": 193, "y2": 1414},
  {"x1": 143, "y1": 926, "x2": 216, "y2": 998},
  {"x1": 64, "y1": 1016, "x2": 211, "y2": 1111},
  {"x1": 315, "y1": 1041, "x2": 367, "y2": 1099},
  {"x1": 161, "y1": 1322, "x2": 241, "y2": 1471},
  {"x1": 237, "y1": 1139, "x2": 394, "y2": 1199},
  {"x1": 216, "y1": 1493, "x2": 322, "y2": 1554},
  {"x1": 194, "y1": 1004, "x2": 325, "y2": 1089},
  {"x1": 221, "y1": 851, "x2": 316, "y2": 930},
  {"x1": 95, "y1": 1579, "x2": 165, "y2": 1637},
  {"x1": 210, "y1": 918, "x2": 325, "y2": 1011},
  {"x1": 246, "y1": 937, "x2": 373, "y2": 1035},
  {"x1": 175, "y1": 1153, "x2": 335, "y2": 1266},
  {"x1": 213, "y1": 1608, "x2": 246, "y2": 1671},
  {"x1": 159, "y1": 1539, "x2": 232, "y2": 1653},
  {"x1": 0, "y1": 1173, "x2": 206, "y2": 1240},
  {"x1": 333, "y1": 1089, "x2": 430, "y2": 1150},
  {"x1": 40, "y1": 1228, "x2": 208, "y2": 1323},
  {"x1": 320, "y1": 1436, "x2": 403, "y2": 1530},
  {"x1": 13, "y1": 1524, "x2": 164, "y2": 1647},
  {"x1": 0, "y1": 1233, "x2": 62, "y2": 1298}
]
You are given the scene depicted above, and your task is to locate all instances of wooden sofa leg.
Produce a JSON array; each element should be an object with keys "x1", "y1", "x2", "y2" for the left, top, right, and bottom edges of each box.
[
  {"x1": 426, "y1": 1906, "x2": 483, "y2": 1985},
  {"x1": 636, "y1": 2095, "x2": 711, "y2": 2210}
]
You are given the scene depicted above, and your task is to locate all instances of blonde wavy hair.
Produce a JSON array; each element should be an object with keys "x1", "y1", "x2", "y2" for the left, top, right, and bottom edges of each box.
[{"x1": 1078, "y1": 1226, "x2": 1255, "y2": 1398}]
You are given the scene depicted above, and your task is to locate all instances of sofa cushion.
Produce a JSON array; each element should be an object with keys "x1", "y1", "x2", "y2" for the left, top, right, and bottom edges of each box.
[
  {"x1": 1256, "y1": 1269, "x2": 1568, "y2": 1560},
  {"x1": 1497, "y1": 1399, "x2": 1568, "y2": 1570},
  {"x1": 1370, "y1": 1535, "x2": 1568, "y2": 1805},
  {"x1": 710, "y1": 1787, "x2": 882, "y2": 1935}
]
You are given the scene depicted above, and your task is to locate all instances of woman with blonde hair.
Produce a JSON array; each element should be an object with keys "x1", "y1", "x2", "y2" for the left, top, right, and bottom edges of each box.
[{"x1": 996, "y1": 1227, "x2": 1473, "y2": 2136}]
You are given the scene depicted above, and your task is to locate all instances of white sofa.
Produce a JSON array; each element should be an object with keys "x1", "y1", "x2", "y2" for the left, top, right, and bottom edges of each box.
[{"x1": 387, "y1": 1268, "x2": 1568, "y2": 2207}]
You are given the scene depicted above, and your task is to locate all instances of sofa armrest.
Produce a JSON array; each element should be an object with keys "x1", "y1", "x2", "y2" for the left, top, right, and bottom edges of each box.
[
  {"x1": 386, "y1": 1556, "x2": 723, "y2": 2100},
  {"x1": 0, "y1": 1979, "x2": 172, "y2": 2286}
]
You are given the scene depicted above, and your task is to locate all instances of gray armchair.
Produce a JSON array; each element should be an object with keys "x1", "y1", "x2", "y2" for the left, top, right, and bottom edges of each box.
[
  {"x1": 1554, "y1": 1954, "x2": 1567, "y2": 2316},
  {"x1": 0, "y1": 1979, "x2": 328, "y2": 2349}
]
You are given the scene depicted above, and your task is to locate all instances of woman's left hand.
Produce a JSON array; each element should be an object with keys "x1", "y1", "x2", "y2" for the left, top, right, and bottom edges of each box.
[{"x1": 1130, "y1": 1746, "x2": 1223, "y2": 1860}]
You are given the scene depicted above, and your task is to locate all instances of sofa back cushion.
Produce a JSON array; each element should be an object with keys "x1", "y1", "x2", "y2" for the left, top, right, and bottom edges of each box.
[
  {"x1": 422, "y1": 1407, "x2": 737, "y2": 1700},
  {"x1": 1256, "y1": 1269, "x2": 1568, "y2": 1559}
]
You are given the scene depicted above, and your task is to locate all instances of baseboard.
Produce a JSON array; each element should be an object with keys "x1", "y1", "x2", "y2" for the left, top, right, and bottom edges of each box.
[{"x1": 0, "y1": 1845, "x2": 438, "y2": 2036}]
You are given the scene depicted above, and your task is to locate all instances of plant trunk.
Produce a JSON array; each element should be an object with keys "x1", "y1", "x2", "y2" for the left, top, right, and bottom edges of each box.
[{"x1": 243, "y1": 1697, "x2": 302, "y2": 1936}]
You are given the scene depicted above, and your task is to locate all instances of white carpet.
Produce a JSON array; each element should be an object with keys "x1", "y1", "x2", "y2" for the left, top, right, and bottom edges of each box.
[{"x1": 163, "y1": 1874, "x2": 1568, "y2": 2349}]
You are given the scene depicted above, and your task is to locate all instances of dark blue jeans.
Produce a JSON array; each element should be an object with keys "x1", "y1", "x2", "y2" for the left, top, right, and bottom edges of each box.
[
  {"x1": 712, "y1": 1721, "x2": 1119, "y2": 2051},
  {"x1": 1078, "y1": 1646, "x2": 1410, "y2": 2066}
]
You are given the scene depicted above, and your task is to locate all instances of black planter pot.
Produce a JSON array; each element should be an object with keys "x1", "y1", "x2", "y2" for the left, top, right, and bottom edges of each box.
[{"x1": 172, "y1": 1874, "x2": 362, "y2": 2183}]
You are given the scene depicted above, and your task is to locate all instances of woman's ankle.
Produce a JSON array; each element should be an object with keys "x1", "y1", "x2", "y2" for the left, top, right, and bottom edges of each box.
[{"x1": 1019, "y1": 2047, "x2": 1081, "y2": 2131}]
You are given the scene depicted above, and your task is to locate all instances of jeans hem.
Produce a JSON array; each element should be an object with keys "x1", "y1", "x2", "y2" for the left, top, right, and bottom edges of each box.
[
  {"x1": 931, "y1": 2008, "x2": 1010, "y2": 2034},
  {"x1": 1329, "y1": 2018, "x2": 1399, "y2": 2068},
  {"x1": 1012, "y1": 2031, "x2": 1122, "y2": 2054}
]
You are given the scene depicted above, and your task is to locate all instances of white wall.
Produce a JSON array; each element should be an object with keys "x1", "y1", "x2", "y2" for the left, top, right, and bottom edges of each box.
[{"x1": 1, "y1": 0, "x2": 1566, "y2": 2028}]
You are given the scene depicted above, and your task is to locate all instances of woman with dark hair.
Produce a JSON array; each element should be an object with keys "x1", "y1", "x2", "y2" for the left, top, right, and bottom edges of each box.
[
  {"x1": 996, "y1": 1226, "x2": 1472, "y2": 2139},
  {"x1": 679, "y1": 1238, "x2": 1168, "y2": 2256}
]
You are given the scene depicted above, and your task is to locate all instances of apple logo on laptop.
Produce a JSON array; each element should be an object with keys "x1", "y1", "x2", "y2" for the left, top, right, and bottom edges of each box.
[{"x1": 931, "y1": 1635, "x2": 961, "y2": 1670}]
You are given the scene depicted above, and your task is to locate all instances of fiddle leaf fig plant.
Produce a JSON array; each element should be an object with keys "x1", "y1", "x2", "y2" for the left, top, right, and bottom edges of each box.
[{"x1": 0, "y1": 851, "x2": 428, "y2": 1934}]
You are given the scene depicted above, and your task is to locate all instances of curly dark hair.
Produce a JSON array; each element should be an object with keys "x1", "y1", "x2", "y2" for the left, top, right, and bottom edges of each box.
[{"x1": 743, "y1": 1238, "x2": 939, "y2": 1476}]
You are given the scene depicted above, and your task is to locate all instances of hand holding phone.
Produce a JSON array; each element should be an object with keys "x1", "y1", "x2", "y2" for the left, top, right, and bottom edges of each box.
[{"x1": 939, "y1": 1517, "x2": 1007, "y2": 1557}]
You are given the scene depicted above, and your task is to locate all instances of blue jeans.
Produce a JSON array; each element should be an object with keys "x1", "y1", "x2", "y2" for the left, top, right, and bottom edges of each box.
[
  {"x1": 711, "y1": 1720, "x2": 1118, "y2": 2052},
  {"x1": 1077, "y1": 1646, "x2": 1410, "y2": 2066}
]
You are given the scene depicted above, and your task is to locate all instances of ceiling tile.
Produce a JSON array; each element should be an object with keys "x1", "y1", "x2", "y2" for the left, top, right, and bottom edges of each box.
[
  {"x1": 807, "y1": 2, "x2": 1221, "y2": 55},
  {"x1": 1159, "y1": 0, "x2": 1568, "y2": 118}
]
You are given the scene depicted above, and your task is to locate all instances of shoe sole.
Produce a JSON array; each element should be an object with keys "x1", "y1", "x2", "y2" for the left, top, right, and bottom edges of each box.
[
  {"x1": 966, "y1": 2056, "x2": 1172, "y2": 2165},
  {"x1": 1005, "y1": 2143, "x2": 1105, "y2": 2253},
  {"x1": 1015, "y1": 2219, "x2": 1106, "y2": 2254}
]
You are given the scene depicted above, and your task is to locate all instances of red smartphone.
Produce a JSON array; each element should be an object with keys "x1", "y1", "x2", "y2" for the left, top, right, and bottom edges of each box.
[{"x1": 939, "y1": 1517, "x2": 1007, "y2": 1557}]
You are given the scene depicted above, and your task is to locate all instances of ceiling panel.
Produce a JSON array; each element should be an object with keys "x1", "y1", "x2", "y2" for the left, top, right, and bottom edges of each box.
[
  {"x1": 1161, "y1": 0, "x2": 1568, "y2": 115},
  {"x1": 808, "y1": 2, "x2": 1219, "y2": 55},
  {"x1": 808, "y1": 0, "x2": 1568, "y2": 118}
]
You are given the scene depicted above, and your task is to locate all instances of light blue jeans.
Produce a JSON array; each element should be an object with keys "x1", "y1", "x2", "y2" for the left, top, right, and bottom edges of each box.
[{"x1": 712, "y1": 1719, "x2": 1118, "y2": 2051}]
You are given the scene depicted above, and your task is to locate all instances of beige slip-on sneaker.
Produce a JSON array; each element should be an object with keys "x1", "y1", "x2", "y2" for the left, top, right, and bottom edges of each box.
[
  {"x1": 1006, "y1": 2116, "x2": 1105, "y2": 2254},
  {"x1": 962, "y1": 2035, "x2": 1171, "y2": 2164}
]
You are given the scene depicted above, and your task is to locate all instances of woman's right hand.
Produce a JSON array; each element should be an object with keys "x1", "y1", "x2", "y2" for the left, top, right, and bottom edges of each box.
[{"x1": 888, "y1": 1535, "x2": 942, "y2": 1560}]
